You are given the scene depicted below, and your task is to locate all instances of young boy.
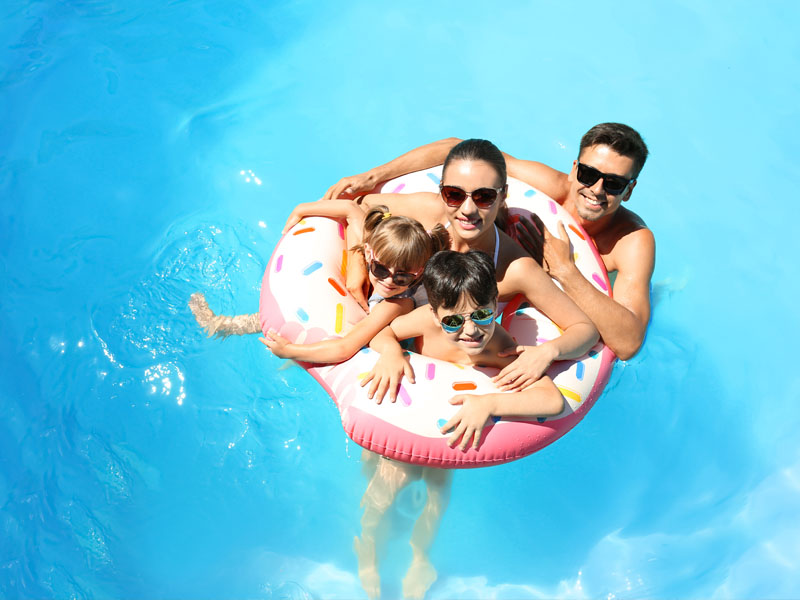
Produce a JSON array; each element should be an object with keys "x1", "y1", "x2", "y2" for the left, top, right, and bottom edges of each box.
[{"x1": 354, "y1": 250, "x2": 563, "y2": 600}]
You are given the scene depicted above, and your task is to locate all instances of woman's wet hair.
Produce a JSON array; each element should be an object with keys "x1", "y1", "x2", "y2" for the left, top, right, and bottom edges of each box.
[
  {"x1": 423, "y1": 250, "x2": 498, "y2": 311},
  {"x1": 579, "y1": 122, "x2": 649, "y2": 177},
  {"x1": 357, "y1": 205, "x2": 450, "y2": 273},
  {"x1": 442, "y1": 138, "x2": 507, "y2": 185}
]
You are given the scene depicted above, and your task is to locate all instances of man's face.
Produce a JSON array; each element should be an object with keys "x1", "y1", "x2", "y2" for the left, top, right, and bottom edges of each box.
[{"x1": 567, "y1": 144, "x2": 637, "y2": 223}]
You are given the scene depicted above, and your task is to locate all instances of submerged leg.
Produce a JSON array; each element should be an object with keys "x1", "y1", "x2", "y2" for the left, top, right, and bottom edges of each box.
[
  {"x1": 188, "y1": 292, "x2": 261, "y2": 338},
  {"x1": 402, "y1": 467, "x2": 453, "y2": 600},
  {"x1": 355, "y1": 455, "x2": 421, "y2": 600}
]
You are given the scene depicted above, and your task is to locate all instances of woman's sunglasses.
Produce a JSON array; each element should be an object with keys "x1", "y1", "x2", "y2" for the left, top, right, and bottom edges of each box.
[
  {"x1": 439, "y1": 307, "x2": 495, "y2": 333},
  {"x1": 367, "y1": 252, "x2": 421, "y2": 287},
  {"x1": 576, "y1": 162, "x2": 635, "y2": 195},
  {"x1": 439, "y1": 184, "x2": 503, "y2": 209}
]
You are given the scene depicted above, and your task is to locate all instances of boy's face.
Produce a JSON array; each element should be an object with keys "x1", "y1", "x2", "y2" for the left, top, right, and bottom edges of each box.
[{"x1": 432, "y1": 293, "x2": 496, "y2": 356}]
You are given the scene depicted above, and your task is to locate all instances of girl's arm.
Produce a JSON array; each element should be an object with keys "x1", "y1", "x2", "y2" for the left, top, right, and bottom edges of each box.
[
  {"x1": 282, "y1": 199, "x2": 366, "y2": 234},
  {"x1": 442, "y1": 376, "x2": 564, "y2": 451},
  {"x1": 261, "y1": 298, "x2": 413, "y2": 364}
]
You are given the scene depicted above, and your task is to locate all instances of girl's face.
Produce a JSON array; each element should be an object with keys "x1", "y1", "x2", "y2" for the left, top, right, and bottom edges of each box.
[
  {"x1": 432, "y1": 294, "x2": 497, "y2": 356},
  {"x1": 440, "y1": 159, "x2": 506, "y2": 244},
  {"x1": 365, "y1": 245, "x2": 422, "y2": 298}
]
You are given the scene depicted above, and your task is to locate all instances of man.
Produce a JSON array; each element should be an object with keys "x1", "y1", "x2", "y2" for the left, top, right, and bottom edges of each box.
[{"x1": 324, "y1": 123, "x2": 654, "y2": 360}]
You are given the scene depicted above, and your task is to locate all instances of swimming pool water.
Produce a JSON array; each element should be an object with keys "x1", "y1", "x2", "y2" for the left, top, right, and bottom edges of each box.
[{"x1": 2, "y1": 1, "x2": 800, "y2": 598}]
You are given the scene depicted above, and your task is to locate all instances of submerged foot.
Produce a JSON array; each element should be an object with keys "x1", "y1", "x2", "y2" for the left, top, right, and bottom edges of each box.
[
  {"x1": 353, "y1": 535, "x2": 380, "y2": 600},
  {"x1": 402, "y1": 556, "x2": 437, "y2": 600}
]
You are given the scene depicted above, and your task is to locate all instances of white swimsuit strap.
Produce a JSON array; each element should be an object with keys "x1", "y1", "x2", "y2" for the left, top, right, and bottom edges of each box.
[{"x1": 493, "y1": 224, "x2": 500, "y2": 267}]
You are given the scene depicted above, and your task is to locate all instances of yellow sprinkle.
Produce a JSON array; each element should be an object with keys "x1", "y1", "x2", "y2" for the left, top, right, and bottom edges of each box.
[
  {"x1": 335, "y1": 303, "x2": 344, "y2": 333},
  {"x1": 357, "y1": 372, "x2": 368, "y2": 380},
  {"x1": 451, "y1": 362, "x2": 465, "y2": 370},
  {"x1": 558, "y1": 386, "x2": 582, "y2": 403},
  {"x1": 573, "y1": 252, "x2": 579, "y2": 262}
]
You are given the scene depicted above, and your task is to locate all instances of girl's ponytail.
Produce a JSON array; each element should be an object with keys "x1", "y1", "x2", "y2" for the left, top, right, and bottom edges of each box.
[{"x1": 427, "y1": 223, "x2": 451, "y2": 255}]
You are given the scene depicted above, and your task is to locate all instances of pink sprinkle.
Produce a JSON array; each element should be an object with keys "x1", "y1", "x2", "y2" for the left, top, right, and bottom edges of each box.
[
  {"x1": 337, "y1": 222, "x2": 345, "y2": 240},
  {"x1": 275, "y1": 255, "x2": 283, "y2": 272},
  {"x1": 549, "y1": 200, "x2": 557, "y2": 214},
  {"x1": 392, "y1": 183, "x2": 406, "y2": 193},
  {"x1": 398, "y1": 385, "x2": 412, "y2": 406},
  {"x1": 591, "y1": 273, "x2": 608, "y2": 291},
  {"x1": 537, "y1": 338, "x2": 549, "y2": 344},
  {"x1": 426, "y1": 363, "x2": 436, "y2": 380}
]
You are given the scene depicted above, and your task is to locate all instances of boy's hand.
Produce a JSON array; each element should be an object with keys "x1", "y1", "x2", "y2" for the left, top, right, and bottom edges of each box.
[
  {"x1": 260, "y1": 329, "x2": 293, "y2": 359},
  {"x1": 360, "y1": 350, "x2": 415, "y2": 403},
  {"x1": 493, "y1": 344, "x2": 557, "y2": 391},
  {"x1": 441, "y1": 395, "x2": 493, "y2": 451}
]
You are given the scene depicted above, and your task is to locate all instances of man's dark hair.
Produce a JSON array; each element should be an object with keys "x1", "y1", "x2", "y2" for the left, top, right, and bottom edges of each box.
[
  {"x1": 580, "y1": 123, "x2": 649, "y2": 177},
  {"x1": 423, "y1": 250, "x2": 498, "y2": 310}
]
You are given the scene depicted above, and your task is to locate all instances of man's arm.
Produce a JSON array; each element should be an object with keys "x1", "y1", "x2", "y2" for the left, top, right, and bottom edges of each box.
[
  {"x1": 502, "y1": 153, "x2": 571, "y2": 203},
  {"x1": 544, "y1": 223, "x2": 655, "y2": 360},
  {"x1": 324, "y1": 138, "x2": 461, "y2": 199}
]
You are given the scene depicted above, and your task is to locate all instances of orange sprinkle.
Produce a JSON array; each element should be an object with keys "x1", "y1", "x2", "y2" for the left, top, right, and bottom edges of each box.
[
  {"x1": 568, "y1": 224, "x2": 585, "y2": 240},
  {"x1": 328, "y1": 278, "x2": 347, "y2": 296},
  {"x1": 452, "y1": 381, "x2": 477, "y2": 391},
  {"x1": 341, "y1": 250, "x2": 347, "y2": 277},
  {"x1": 293, "y1": 227, "x2": 315, "y2": 236}
]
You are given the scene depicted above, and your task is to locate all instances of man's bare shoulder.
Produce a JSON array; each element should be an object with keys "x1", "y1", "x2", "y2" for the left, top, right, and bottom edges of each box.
[{"x1": 601, "y1": 207, "x2": 655, "y2": 274}]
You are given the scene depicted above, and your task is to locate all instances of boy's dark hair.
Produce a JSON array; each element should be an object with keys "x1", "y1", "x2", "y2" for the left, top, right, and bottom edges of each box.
[
  {"x1": 423, "y1": 250, "x2": 498, "y2": 310},
  {"x1": 579, "y1": 123, "x2": 649, "y2": 177}
]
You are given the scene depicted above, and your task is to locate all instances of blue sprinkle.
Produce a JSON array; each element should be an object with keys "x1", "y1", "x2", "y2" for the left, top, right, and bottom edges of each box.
[
  {"x1": 427, "y1": 172, "x2": 441, "y2": 185},
  {"x1": 436, "y1": 419, "x2": 448, "y2": 430},
  {"x1": 588, "y1": 349, "x2": 599, "y2": 359},
  {"x1": 492, "y1": 416, "x2": 501, "y2": 423},
  {"x1": 303, "y1": 261, "x2": 322, "y2": 276},
  {"x1": 359, "y1": 346, "x2": 371, "y2": 354},
  {"x1": 576, "y1": 362, "x2": 585, "y2": 380},
  {"x1": 537, "y1": 417, "x2": 547, "y2": 423},
  {"x1": 296, "y1": 308, "x2": 309, "y2": 322},
  {"x1": 524, "y1": 189, "x2": 535, "y2": 197}
]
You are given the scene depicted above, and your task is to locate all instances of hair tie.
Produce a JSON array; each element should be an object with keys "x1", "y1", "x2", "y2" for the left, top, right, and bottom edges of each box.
[{"x1": 381, "y1": 211, "x2": 392, "y2": 220}]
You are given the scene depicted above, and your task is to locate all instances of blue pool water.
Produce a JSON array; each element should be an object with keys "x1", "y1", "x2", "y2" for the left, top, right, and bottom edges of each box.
[{"x1": 2, "y1": 1, "x2": 800, "y2": 598}]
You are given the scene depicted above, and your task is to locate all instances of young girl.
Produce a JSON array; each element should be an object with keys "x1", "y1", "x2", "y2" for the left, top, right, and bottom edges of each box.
[{"x1": 259, "y1": 202, "x2": 450, "y2": 365}]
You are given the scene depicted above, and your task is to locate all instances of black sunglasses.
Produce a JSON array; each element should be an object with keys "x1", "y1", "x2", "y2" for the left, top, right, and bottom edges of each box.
[
  {"x1": 368, "y1": 257, "x2": 420, "y2": 287},
  {"x1": 576, "y1": 162, "x2": 635, "y2": 195},
  {"x1": 439, "y1": 184, "x2": 503, "y2": 209}
]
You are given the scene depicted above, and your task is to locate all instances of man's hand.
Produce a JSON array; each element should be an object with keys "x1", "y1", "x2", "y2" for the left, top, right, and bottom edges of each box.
[
  {"x1": 441, "y1": 395, "x2": 494, "y2": 451},
  {"x1": 513, "y1": 214, "x2": 545, "y2": 265},
  {"x1": 360, "y1": 350, "x2": 416, "y2": 404},
  {"x1": 493, "y1": 344, "x2": 558, "y2": 391},
  {"x1": 542, "y1": 221, "x2": 578, "y2": 283},
  {"x1": 324, "y1": 171, "x2": 380, "y2": 200}
]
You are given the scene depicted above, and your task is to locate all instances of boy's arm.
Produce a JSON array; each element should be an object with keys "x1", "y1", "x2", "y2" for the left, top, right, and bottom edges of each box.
[
  {"x1": 260, "y1": 298, "x2": 410, "y2": 364},
  {"x1": 442, "y1": 376, "x2": 563, "y2": 451},
  {"x1": 324, "y1": 138, "x2": 461, "y2": 199},
  {"x1": 362, "y1": 307, "x2": 430, "y2": 403}
]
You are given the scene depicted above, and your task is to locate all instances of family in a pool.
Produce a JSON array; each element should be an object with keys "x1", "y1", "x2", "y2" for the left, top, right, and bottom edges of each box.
[{"x1": 190, "y1": 123, "x2": 653, "y2": 599}]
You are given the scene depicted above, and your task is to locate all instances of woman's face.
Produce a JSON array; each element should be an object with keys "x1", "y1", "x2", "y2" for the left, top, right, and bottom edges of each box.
[{"x1": 440, "y1": 159, "x2": 506, "y2": 244}]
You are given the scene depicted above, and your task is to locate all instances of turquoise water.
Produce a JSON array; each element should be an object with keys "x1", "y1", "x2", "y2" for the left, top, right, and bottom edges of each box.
[{"x1": 2, "y1": 1, "x2": 799, "y2": 598}]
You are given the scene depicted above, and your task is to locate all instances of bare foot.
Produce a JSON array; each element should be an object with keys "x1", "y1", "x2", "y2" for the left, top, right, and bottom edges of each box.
[
  {"x1": 402, "y1": 556, "x2": 437, "y2": 600},
  {"x1": 353, "y1": 535, "x2": 380, "y2": 599}
]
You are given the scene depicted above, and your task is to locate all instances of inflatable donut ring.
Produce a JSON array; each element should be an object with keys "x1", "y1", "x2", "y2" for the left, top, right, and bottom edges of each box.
[{"x1": 259, "y1": 167, "x2": 615, "y2": 468}]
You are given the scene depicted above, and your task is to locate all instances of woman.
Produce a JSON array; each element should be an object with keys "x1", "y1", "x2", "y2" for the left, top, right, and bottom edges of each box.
[{"x1": 354, "y1": 138, "x2": 599, "y2": 400}]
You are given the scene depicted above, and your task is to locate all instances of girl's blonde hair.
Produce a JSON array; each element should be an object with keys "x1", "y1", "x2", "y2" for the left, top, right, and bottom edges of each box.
[{"x1": 356, "y1": 205, "x2": 450, "y2": 273}]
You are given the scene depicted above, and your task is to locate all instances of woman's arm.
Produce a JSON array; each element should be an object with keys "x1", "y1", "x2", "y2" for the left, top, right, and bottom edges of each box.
[
  {"x1": 493, "y1": 256, "x2": 599, "y2": 391},
  {"x1": 261, "y1": 298, "x2": 413, "y2": 364},
  {"x1": 324, "y1": 138, "x2": 462, "y2": 200},
  {"x1": 442, "y1": 376, "x2": 563, "y2": 451}
]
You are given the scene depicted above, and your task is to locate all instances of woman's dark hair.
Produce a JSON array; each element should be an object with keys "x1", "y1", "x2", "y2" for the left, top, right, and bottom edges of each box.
[
  {"x1": 442, "y1": 138, "x2": 507, "y2": 185},
  {"x1": 423, "y1": 250, "x2": 498, "y2": 310},
  {"x1": 579, "y1": 123, "x2": 649, "y2": 177}
]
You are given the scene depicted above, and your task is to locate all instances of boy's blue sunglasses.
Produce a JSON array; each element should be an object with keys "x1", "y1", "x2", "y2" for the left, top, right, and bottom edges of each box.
[{"x1": 439, "y1": 307, "x2": 495, "y2": 333}]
